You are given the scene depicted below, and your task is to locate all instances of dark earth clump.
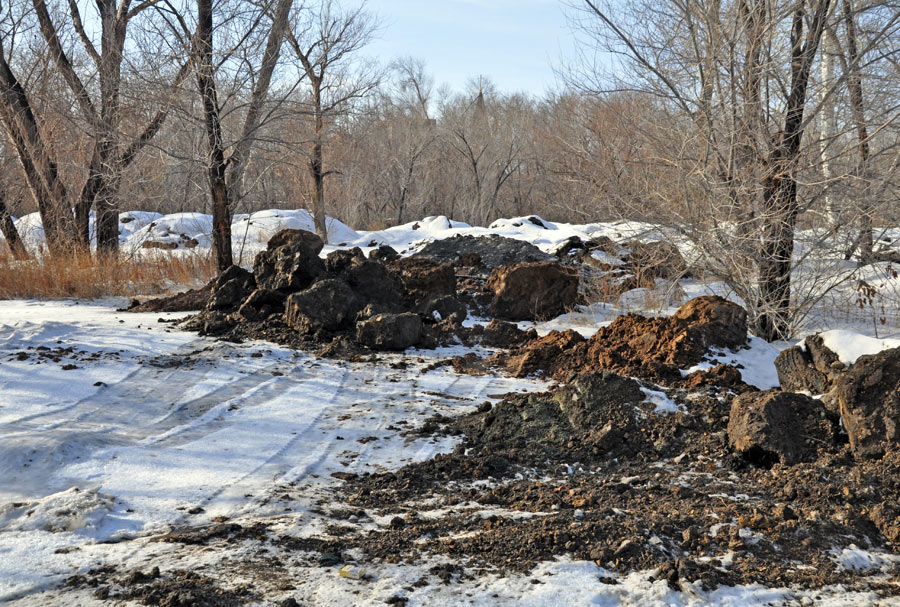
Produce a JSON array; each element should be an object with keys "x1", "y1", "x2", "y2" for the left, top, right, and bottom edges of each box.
[{"x1": 414, "y1": 234, "x2": 554, "y2": 268}]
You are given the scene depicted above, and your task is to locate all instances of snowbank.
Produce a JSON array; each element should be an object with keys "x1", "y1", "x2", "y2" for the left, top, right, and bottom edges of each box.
[{"x1": 819, "y1": 329, "x2": 900, "y2": 366}]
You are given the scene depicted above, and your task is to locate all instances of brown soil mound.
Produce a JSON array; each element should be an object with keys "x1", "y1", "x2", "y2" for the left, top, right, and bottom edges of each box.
[{"x1": 499, "y1": 296, "x2": 748, "y2": 385}]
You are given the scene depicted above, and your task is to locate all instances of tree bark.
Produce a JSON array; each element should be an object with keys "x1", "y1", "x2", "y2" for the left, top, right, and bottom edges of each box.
[
  {"x1": 0, "y1": 192, "x2": 28, "y2": 260},
  {"x1": 310, "y1": 89, "x2": 327, "y2": 239},
  {"x1": 842, "y1": 0, "x2": 872, "y2": 261}
]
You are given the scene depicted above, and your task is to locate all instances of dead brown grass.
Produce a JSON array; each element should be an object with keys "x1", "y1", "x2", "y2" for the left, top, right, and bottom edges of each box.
[{"x1": 0, "y1": 250, "x2": 217, "y2": 300}]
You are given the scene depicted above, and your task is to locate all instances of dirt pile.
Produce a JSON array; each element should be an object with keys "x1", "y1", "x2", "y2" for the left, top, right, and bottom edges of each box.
[
  {"x1": 486, "y1": 262, "x2": 579, "y2": 321},
  {"x1": 453, "y1": 371, "x2": 649, "y2": 465},
  {"x1": 414, "y1": 234, "x2": 553, "y2": 269},
  {"x1": 133, "y1": 229, "x2": 543, "y2": 355},
  {"x1": 66, "y1": 566, "x2": 247, "y2": 606},
  {"x1": 497, "y1": 295, "x2": 748, "y2": 385},
  {"x1": 324, "y1": 369, "x2": 900, "y2": 592},
  {"x1": 830, "y1": 347, "x2": 900, "y2": 459},
  {"x1": 127, "y1": 285, "x2": 211, "y2": 313},
  {"x1": 777, "y1": 334, "x2": 900, "y2": 460}
]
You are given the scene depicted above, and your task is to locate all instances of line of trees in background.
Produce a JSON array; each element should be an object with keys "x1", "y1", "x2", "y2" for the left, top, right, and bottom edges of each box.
[{"x1": 2, "y1": 0, "x2": 900, "y2": 339}]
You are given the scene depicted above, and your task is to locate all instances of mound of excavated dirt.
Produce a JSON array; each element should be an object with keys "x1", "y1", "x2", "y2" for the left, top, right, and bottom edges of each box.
[
  {"x1": 497, "y1": 296, "x2": 748, "y2": 385},
  {"x1": 134, "y1": 229, "x2": 543, "y2": 357},
  {"x1": 414, "y1": 234, "x2": 554, "y2": 269},
  {"x1": 126, "y1": 284, "x2": 212, "y2": 313},
  {"x1": 324, "y1": 368, "x2": 900, "y2": 592},
  {"x1": 454, "y1": 371, "x2": 649, "y2": 465}
]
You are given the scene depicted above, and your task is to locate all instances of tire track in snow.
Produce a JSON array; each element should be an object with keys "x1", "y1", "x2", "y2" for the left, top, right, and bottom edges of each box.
[
  {"x1": 0, "y1": 342, "x2": 294, "y2": 501},
  {"x1": 193, "y1": 363, "x2": 353, "y2": 518}
]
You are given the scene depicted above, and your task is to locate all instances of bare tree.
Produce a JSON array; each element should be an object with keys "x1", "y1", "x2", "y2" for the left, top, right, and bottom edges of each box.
[
  {"x1": 164, "y1": 0, "x2": 294, "y2": 271},
  {"x1": 286, "y1": 0, "x2": 378, "y2": 239},
  {"x1": 569, "y1": 0, "x2": 900, "y2": 340},
  {"x1": 0, "y1": 0, "x2": 191, "y2": 255},
  {"x1": 442, "y1": 80, "x2": 530, "y2": 226},
  {"x1": 0, "y1": 3, "x2": 75, "y2": 254}
]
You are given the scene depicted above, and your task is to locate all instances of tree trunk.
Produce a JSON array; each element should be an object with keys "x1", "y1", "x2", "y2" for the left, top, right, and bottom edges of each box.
[
  {"x1": 842, "y1": 0, "x2": 872, "y2": 261},
  {"x1": 196, "y1": 0, "x2": 232, "y2": 271},
  {"x1": 309, "y1": 89, "x2": 327, "y2": 240},
  {"x1": 754, "y1": 0, "x2": 831, "y2": 341},
  {"x1": 756, "y1": 162, "x2": 798, "y2": 341},
  {"x1": 94, "y1": 0, "x2": 126, "y2": 256},
  {"x1": 310, "y1": 140, "x2": 326, "y2": 239},
  {"x1": 0, "y1": 192, "x2": 28, "y2": 260},
  {"x1": 819, "y1": 2, "x2": 838, "y2": 226}
]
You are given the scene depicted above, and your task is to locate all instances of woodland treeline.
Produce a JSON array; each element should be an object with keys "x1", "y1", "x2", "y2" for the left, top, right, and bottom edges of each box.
[{"x1": 2, "y1": 0, "x2": 900, "y2": 339}]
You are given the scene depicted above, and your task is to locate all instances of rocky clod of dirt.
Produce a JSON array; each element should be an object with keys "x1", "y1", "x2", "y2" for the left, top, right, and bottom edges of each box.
[
  {"x1": 501, "y1": 295, "x2": 747, "y2": 384},
  {"x1": 775, "y1": 334, "x2": 846, "y2": 396},
  {"x1": 454, "y1": 371, "x2": 649, "y2": 465},
  {"x1": 727, "y1": 390, "x2": 835, "y2": 466},
  {"x1": 387, "y1": 257, "x2": 456, "y2": 307},
  {"x1": 671, "y1": 295, "x2": 748, "y2": 349},
  {"x1": 284, "y1": 279, "x2": 360, "y2": 334},
  {"x1": 235, "y1": 288, "x2": 285, "y2": 322},
  {"x1": 265, "y1": 228, "x2": 325, "y2": 254},
  {"x1": 356, "y1": 313, "x2": 423, "y2": 351},
  {"x1": 419, "y1": 294, "x2": 467, "y2": 324},
  {"x1": 253, "y1": 229, "x2": 326, "y2": 292},
  {"x1": 486, "y1": 262, "x2": 579, "y2": 321},
  {"x1": 206, "y1": 265, "x2": 255, "y2": 311},
  {"x1": 829, "y1": 347, "x2": 900, "y2": 459},
  {"x1": 414, "y1": 234, "x2": 553, "y2": 269}
]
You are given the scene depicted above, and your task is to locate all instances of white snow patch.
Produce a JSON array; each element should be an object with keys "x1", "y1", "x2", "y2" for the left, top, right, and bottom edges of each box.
[
  {"x1": 819, "y1": 329, "x2": 900, "y2": 366},
  {"x1": 682, "y1": 336, "x2": 781, "y2": 390},
  {"x1": 832, "y1": 545, "x2": 900, "y2": 572},
  {"x1": 0, "y1": 487, "x2": 115, "y2": 533},
  {"x1": 641, "y1": 387, "x2": 683, "y2": 414}
]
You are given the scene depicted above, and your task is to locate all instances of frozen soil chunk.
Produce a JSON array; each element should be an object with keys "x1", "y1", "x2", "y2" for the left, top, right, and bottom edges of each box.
[{"x1": 727, "y1": 390, "x2": 835, "y2": 466}]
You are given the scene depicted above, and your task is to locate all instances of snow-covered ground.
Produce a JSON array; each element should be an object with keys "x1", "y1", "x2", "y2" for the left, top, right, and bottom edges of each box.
[
  {"x1": 0, "y1": 300, "x2": 552, "y2": 603},
  {"x1": 4, "y1": 212, "x2": 900, "y2": 605},
  {"x1": 2, "y1": 301, "x2": 896, "y2": 606}
]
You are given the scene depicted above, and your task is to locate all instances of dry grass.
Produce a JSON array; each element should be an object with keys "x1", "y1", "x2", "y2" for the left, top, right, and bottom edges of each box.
[{"x1": 0, "y1": 250, "x2": 217, "y2": 300}]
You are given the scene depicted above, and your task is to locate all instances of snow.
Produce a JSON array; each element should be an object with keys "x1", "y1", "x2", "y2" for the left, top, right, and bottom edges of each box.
[
  {"x1": 832, "y1": 545, "x2": 900, "y2": 572},
  {"x1": 2, "y1": 208, "x2": 360, "y2": 259},
  {"x1": 641, "y1": 386, "x2": 683, "y2": 414},
  {"x1": 0, "y1": 300, "x2": 548, "y2": 600},
  {"x1": 682, "y1": 336, "x2": 782, "y2": 390},
  {"x1": 819, "y1": 329, "x2": 900, "y2": 366}
]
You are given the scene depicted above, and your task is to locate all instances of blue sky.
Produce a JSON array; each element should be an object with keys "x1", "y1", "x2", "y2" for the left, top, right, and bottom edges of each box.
[{"x1": 363, "y1": 0, "x2": 576, "y2": 96}]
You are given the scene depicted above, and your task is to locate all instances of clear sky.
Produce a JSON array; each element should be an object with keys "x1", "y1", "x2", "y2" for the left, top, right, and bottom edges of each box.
[{"x1": 363, "y1": 0, "x2": 576, "y2": 96}]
